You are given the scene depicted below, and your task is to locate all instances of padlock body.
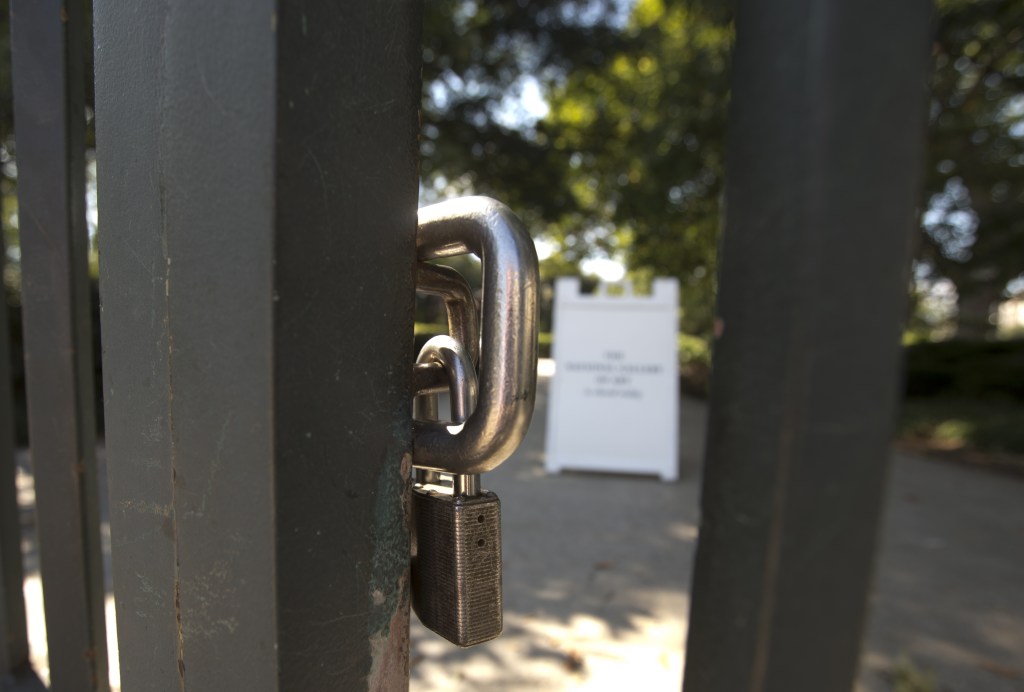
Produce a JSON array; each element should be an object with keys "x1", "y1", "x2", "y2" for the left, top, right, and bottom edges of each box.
[{"x1": 412, "y1": 487, "x2": 502, "y2": 646}]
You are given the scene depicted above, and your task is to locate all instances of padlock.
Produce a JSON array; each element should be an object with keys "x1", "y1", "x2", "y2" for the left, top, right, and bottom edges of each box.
[
  {"x1": 410, "y1": 197, "x2": 538, "y2": 648},
  {"x1": 411, "y1": 335, "x2": 503, "y2": 646},
  {"x1": 412, "y1": 478, "x2": 502, "y2": 647}
]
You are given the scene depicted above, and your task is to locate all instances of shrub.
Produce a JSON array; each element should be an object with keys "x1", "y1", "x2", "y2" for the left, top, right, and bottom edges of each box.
[
  {"x1": 679, "y1": 333, "x2": 712, "y2": 398},
  {"x1": 904, "y1": 339, "x2": 1024, "y2": 401}
]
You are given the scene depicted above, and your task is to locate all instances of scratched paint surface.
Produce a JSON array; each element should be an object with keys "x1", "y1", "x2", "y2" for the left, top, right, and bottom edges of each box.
[{"x1": 95, "y1": 1, "x2": 421, "y2": 689}]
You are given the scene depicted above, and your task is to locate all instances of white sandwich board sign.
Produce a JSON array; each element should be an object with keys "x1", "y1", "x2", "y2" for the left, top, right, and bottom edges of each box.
[{"x1": 545, "y1": 277, "x2": 679, "y2": 481}]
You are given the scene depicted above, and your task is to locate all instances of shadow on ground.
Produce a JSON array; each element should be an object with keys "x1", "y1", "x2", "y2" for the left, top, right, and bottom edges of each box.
[
  {"x1": 13, "y1": 372, "x2": 1024, "y2": 692},
  {"x1": 408, "y1": 374, "x2": 703, "y2": 690},
  {"x1": 858, "y1": 454, "x2": 1024, "y2": 692}
]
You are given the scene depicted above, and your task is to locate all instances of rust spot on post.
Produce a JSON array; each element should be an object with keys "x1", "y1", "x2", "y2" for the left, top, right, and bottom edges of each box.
[{"x1": 366, "y1": 569, "x2": 410, "y2": 692}]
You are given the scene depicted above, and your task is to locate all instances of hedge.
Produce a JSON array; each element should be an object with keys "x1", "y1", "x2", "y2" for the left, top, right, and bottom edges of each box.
[{"x1": 903, "y1": 338, "x2": 1024, "y2": 402}]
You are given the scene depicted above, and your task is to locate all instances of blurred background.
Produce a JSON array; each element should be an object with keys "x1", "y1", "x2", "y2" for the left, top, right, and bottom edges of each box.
[
  {"x1": 1, "y1": 0, "x2": 1022, "y2": 461},
  {"x1": 0, "y1": 1, "x2": 1022, "y2": 690}
]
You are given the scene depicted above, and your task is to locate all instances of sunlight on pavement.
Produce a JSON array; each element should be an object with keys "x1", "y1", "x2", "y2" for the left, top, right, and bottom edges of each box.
[{"x1": 411, "y1": 593, "x2": 688, "y2": 691}]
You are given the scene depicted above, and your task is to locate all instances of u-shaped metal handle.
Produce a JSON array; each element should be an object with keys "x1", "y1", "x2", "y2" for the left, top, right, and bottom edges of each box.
[
  {"x1": 414, "y1": 334, "x2": 478, "y2": 425},
  {"x1": 413, "y1": 197, "x2": 539, "y2": 475}
]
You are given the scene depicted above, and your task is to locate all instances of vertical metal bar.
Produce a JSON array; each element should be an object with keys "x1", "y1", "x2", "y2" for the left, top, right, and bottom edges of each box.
[
  {"x1": 91, "y1": 3, "x2": 176, "y2": 687},
  {"x1": 0, "y1": 295, "x2": 26, "y2": 679},
  {"x1": 0, "y1": 244, "x2": 42, "y2": 690},
  {"x1": 94, "y1": 1, "x2": 422, "y2": 689},
  {"x1": 273, "y1": 3, "x2": 421, "y2": 686},
  {"x1": 9, "y1": 1, "x2": 109, "y2": 690},
  {"x1": 683, "y1": 2, "x2": 933, "y2": 691}
]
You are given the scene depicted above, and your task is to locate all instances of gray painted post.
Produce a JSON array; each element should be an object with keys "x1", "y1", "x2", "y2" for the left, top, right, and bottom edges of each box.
[
  {"x1": 94, "y1": 1, "x2": 422, "y2": 689},
  {"x1": 683, "y1": 2, "x2": 933, "y2": 691},
  {"x1": 0, "y1": 247, "x2": 42, "y2": 691},
  {"x1": 10, "y1": 0, "x2": 109, "y2": 689}
]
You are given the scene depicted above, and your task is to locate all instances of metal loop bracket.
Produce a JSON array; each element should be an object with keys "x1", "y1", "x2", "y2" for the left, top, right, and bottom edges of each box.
[{"x1": 413, "y1": 196, "x2": 539, "y2": 475}]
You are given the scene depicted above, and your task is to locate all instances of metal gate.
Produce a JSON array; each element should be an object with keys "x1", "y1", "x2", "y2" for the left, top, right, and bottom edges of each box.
[{"x1": 1, "y1": 0, "x2": 931, "y2": 690}]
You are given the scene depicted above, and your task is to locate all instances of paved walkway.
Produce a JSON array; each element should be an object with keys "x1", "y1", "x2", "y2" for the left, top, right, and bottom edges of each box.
[
  {"x1": 410, "y1": 372, "x2": 1024, "y2": 691},
  {"x1": 860, "y1": 454, "x2": 1024, "y2": 691},
  {"x1": 18, "y1": 370, "x2": 1024, "y2": 690}
]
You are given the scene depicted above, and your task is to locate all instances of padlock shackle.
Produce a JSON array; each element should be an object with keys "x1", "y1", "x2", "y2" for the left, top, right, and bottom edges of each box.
[
  {"x1": 414, "y1": 335, "x2": 478, "y2": 425},
  {"x1": 413, "y1": 263, "x2": 480, "y2": 396},
  {"x1": 414, "y1": 196, "x2": 539, "y2": 474}
]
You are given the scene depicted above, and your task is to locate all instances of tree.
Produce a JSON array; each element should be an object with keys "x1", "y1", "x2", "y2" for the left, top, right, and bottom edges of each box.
[
  {"x1": 422, "y1": 0, "x2": 732, "y2": 338},
  {"x1": 421, "y1": 0, "x2": 628, "y2": 226},
  {"x1": 540, "y1": 0, "x2": 731, "y2": 336},
  {"x1": 423, "y1": 0, "x2": 1024, "y2": 343},
  {"x1": 919, "y1": 0, "x2": 1024, "y2": 339}
]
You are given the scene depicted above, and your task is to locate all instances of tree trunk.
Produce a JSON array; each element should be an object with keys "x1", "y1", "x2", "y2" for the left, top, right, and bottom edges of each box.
[{"x1": 956, "y1": 282, "x2": 1003, "y2": 340}]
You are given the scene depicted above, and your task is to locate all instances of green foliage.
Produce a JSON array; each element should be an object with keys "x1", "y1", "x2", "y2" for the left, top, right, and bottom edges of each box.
[
  {"x1": 889, "y1": 656, "x2": 937, "y2": 692},
  {"x1": 415, "y1": 322, "x2": 554, "y2": 358},
  {"x1": 902, "y1": 398, "x2": 1024, "y2": 455},
  {"x1": 904, "y1": 338, "x2": 1024, "y2": 401},
  {"x1": 421, "y1": 0, "x2": 629, "y2": 227},
  {"x1": 538, "y1": 330, "x2": 552, "y2": 357},
  {"x1": 414, "y1": 322, "x2": 449, "y2": 336},
  {"x1": 421, "y1": 0, "x2": 732, "y2": 339},
  {"x1": 541, "y1": 0, "x2": 732, "y2": 337},
  {"x1": 413, "y1": 322, "x2": 447, "y2": 359},
  {"x1": 422, "y1": 0, "x2": 1024, "y2": 343},
  {"x1": 678, "y1": 331, "x2": 712, "y2": 396},
  {"x1": 901, "y1": 338, "x2": 1024, "y2": 457},
  {"x1": 920, "y1": 0, "x2": 1024, "y2": 337}
]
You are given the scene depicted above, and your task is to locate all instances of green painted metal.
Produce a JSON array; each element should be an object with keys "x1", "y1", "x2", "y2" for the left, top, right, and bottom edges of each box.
[
  {"x1": 683, "y1": 2, "x2": 934, "y2": 691},
  {"x1": 10, "y1": 0, "x2": 109, "y2": 688},
  {"x1": 95, "y1": 1, "x2": 422, "y2": 688}
]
